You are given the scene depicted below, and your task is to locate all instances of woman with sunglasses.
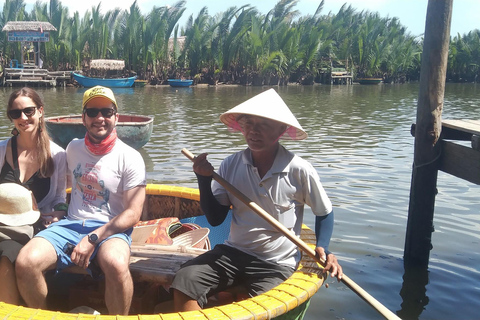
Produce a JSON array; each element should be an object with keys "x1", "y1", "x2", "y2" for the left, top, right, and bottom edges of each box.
[{"x1": 0, "y1": 87, "x2": 67, "y2": 305}]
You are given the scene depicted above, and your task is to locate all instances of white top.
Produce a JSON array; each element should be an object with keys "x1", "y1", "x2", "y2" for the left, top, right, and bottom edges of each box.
[
  {"x1": 213, "y1": 146, "x2": 332, "y2": 268},
  {"x1": 0, "y1": 138, "x2": 67, "y2": 214},
  {"x1": 66, "y1": 138, "x2": 146, "y2": 222}
]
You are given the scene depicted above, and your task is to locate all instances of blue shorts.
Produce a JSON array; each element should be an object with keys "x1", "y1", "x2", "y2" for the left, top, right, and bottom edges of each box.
[{"x1": 35, "y1": 219, "x2": 132, "y2": 275}]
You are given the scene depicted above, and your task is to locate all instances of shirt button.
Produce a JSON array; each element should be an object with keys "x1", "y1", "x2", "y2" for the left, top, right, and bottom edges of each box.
[{"x1": 259, "y1": 183, "x2": 263, "y2": 187}]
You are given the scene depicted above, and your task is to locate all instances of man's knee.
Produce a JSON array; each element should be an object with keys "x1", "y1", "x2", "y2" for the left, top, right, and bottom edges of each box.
[
  {"x1": 97, "y1": 239, "x2": 130, "y2": 278},
  {"x1": 16, "y1": 238, "x2": 55, "y2": 275}
]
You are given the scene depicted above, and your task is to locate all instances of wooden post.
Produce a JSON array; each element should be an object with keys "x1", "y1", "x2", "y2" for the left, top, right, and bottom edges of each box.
[{"x1": 404, "y1": 0, "x2": 453, "y2": 266}]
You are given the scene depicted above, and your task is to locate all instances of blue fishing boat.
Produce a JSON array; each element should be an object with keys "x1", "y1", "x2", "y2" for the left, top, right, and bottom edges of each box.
[
  {"x1": 73, "y1": 72, "x2": 137, "y2": 88},
  {"x1": 168, "y1": 79, "x2": 193, "y2": 87}
]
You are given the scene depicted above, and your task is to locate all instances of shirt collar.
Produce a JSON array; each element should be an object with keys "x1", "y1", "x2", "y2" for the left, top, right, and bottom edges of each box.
[{"x1": 241, "y1": 145, "x2": 293, "y2": 177}]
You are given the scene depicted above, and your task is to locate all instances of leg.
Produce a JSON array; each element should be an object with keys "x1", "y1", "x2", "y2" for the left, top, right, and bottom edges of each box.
[
  {"x1": 0, "y1": 256, "x2": 20, "y2": 304},
  {"x1": 171, "y1": 245, "x2": 241, "y2": 311},
  {"x1": 244, "y1": 258, "x2": 294, "y2": 297},
  {"x1": 173, "y1": 289, "x2": 201, "y2": 311},
  {"x1": 95, "y1": 238, "x2": 132, "y2": 315},
  {"x1": 15, "y1": 238, "x2": 58, "y2": 308}
]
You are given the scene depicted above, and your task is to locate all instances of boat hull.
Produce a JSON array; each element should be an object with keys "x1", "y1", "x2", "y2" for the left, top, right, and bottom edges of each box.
[
  {"x1": 73, "y1": 72, "x2": 136, "y2": 88},
  {"x1": 0, "y1": 184, "x2": 325, "y2": 319},
  {"x1": 356, "y1": 78, "x2": 383, "y2": 85},
  {"x1": 168, "y1": 79, "x2": 193, "y2": 87},
  {"x1": 134, "y1": 80, "x2": 148, "y2": 87},
  {"x1": 45, "y1": 114, "x2": 153, "y2": 149}
]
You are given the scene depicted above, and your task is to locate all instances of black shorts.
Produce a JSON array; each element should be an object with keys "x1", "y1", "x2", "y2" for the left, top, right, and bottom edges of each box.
[{"x1": 170, "y1": 244, "x2": 295, "y2": 308}]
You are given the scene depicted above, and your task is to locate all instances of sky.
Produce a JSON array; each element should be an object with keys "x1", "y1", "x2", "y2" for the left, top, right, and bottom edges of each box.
[{"x1": 13, "y1": 0, "x2": 480, "y2": 37}]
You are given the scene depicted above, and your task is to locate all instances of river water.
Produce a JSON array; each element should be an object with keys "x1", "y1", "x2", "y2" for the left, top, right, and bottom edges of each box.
[{"x1": 0, "y1": 83, "x2": 478, "y2": 320}]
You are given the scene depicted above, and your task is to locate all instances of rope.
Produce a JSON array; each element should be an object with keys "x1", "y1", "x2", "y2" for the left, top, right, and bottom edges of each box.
[{"x1": 413, "y1": 149, "x2": 442, "y2": 169}]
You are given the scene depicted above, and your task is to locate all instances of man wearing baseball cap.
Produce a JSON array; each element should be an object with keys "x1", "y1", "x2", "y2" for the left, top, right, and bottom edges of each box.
[
  {"x1": 16, "y1": 86, "x2": 146, "y2": 315},
  {"x1": 172, "y1": 89, "x2": 342, "y2": 311}
]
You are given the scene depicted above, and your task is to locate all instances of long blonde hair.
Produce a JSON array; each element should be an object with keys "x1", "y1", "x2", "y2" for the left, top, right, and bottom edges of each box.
[{"x1": 7, "y1": 87, "x2": 54, "y2": 178}]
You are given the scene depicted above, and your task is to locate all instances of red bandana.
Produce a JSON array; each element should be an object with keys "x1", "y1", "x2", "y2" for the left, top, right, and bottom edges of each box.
[{"x1": 84, "y1": 128, "x2": 118, "y2": 155}]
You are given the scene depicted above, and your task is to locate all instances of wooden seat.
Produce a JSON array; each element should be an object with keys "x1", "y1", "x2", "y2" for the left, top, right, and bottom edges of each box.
[
  {"x1": 61, "y1": 244, "x2": 205, "y2": 285},
  {"x1": 129, "y1": 244, "x2": 205, "y2": 284}
]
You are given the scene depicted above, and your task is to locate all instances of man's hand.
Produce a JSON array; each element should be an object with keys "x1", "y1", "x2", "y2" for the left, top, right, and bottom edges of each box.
[
  {"x1": 70, "y1": 236, "x2": 96, "y2": 269},
  {"x1": 40, "y1": 210, "x2": 66, "y2": 227},
  {"x1": 193, "y1": 153, "x2": 214, "y2": 177},
  {"x1": 315, "y1": 246, "x2": 343, "y2": 281}
]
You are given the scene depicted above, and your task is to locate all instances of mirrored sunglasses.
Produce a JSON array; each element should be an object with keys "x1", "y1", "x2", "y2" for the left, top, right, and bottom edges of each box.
[
  {"x1": 8, "y1": 107, "x2": 38, "y2": 119},
  {"x1": 83, "y1": 108, "x2": 116, "y2": 118}
]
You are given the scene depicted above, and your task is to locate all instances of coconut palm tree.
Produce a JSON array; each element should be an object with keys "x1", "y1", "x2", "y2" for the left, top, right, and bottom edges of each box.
[
  {"x1": 448, "y1": 30, "x2": 480, "y2": 82},
  {"x1": 0, "y1": 0, "x2": 27, "y2": 64},
  {"x1": 179, "y1": 7, "x2": 215, "y2": 77}
]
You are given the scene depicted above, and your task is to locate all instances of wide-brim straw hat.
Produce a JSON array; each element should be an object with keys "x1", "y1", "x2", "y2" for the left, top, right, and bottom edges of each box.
[
  {"x1": 219, "y1": 89, "x2": 307, "y2": 140},
  {"x1": 0, "y1": 183, "x2": 40, "y2": 227},
  {"x1": 82, "y1": 85, "x2": 118, "y2": 110}
]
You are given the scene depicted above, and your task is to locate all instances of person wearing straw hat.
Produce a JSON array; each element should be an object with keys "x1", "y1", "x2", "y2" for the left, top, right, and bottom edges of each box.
[
  {"x1": 172, "y1": 89, "x2": 342, "y2": 311},
  {"x1": 0, "y1": 184, "x2": 41, "y2": 305},
  {"x1": 16, "y1": 86, "x2": 146, "y2": 315},
  {"x1": 0, "y1": 87, "x2": 67, "y2": 305}
]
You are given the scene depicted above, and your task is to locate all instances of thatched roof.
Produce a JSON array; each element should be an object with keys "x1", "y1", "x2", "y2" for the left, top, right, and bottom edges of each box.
[
  {"x1": 168, "y1": 36, "x2": 186, "y2": 52},
  {"x1": 2, "y1": 21, "x2": 57, "y2": 32},
  {"x1": 90, "y1": 59, "x2": 125, "y2": 70}
]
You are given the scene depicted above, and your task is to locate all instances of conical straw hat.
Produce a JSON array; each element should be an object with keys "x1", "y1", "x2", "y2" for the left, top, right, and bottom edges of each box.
[
  {"x1": 0, "y1": 183, "x2": 40, "y2": 227},
  {"x1": 219, "y1": 89, "x2": 307, "y2": 140}
]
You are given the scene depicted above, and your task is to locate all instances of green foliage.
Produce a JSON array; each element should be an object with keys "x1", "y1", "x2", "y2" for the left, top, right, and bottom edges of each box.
[
  {"x1": 448, "y1": 30, "x2": 480, "y2": 82},
  {"x1": 0, "y1": 0, "x2": 474, "y2": 83}
]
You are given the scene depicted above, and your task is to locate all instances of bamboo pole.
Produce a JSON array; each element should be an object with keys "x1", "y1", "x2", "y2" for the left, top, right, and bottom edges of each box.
[
  {"x1": 404, "y1": 0, "x2": 453, "y2": 266},
  {"x1": 182, "y1": 148, "x2": 401, "y2": 320}
]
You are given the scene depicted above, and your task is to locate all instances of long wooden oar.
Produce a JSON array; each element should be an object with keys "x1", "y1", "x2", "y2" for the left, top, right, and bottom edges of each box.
[{"x1": 182, "y1": 148, "x2": 401, "y2": 320}]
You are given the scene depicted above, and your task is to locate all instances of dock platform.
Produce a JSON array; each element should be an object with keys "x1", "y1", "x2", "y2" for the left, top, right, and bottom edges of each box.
[
  {"x1": 440, "y1": 119, "x2": 480, "y2": 185},
  {"x1": 411, "y1": 119, "x2": 480, "y2": 185},
  {"x1": 2, "y1": 68, "x2": 71, "y2": 87},
  {"x1": 331, "y1": 68, "x2": 353, "y2": 84}
]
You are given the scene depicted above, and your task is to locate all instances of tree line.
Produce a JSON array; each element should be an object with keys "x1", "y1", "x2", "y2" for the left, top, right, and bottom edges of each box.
[{"x1": 1, "y1": 0, "x2": 479, "y2": 85}]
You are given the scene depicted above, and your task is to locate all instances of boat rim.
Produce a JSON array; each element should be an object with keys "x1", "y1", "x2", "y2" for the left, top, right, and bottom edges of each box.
[
  {"x1": 45, "y1": 114, "x2": 154, "y2": 126},
  {"x1": 72, "y1": 72, "x2": 137, "y2": 81}
]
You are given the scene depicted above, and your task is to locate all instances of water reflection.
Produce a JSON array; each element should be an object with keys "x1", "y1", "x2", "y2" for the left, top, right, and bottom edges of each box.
[
  {"x1": 0, "y1": 84, "x2": 478, "y2": 320},
  {"x1": 398, "y1": 264, "x2": 430, "y2": 320}
]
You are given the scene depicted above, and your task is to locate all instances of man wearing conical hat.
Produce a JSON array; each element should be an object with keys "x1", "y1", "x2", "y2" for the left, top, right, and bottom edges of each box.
[{"x1": 172, "y1": 89, "x2": 342, "y2": 311}]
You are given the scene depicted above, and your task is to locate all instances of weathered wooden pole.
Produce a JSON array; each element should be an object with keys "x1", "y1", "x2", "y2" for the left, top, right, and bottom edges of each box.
[{"x1": 404, "y1": 0, "x2": 453, "y2": 266}]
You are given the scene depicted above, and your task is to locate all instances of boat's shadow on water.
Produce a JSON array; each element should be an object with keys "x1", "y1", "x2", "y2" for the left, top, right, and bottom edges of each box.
[{"x1": 397, "y1": 264, "x2": 429, "y2": 320}]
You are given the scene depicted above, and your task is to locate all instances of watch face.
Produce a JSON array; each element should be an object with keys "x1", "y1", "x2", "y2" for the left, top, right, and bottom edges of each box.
[{"x1": 89, "y1": 233, "x2": 98, "y2": 243}]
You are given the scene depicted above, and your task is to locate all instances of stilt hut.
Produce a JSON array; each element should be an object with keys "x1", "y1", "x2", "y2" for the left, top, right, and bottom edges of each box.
[
  {"x1": 2, "y1": 21, "x2": 57, "y2": 68},
  {"x1": 87, "y1": 59, "x2": 126, "y2": 78},
  {"x1": 1, "y1": 21, "x2": 70, "y2": 87}
]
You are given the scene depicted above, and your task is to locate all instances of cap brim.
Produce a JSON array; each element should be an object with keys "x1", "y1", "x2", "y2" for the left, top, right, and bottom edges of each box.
[{"x1": 83, "y1": 95, "x2": 117, "y2": 109}]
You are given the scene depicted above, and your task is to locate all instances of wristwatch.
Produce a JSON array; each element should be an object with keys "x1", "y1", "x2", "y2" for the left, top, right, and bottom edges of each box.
[{"x1": 88, "y1": 233, "x2": 99, "y2": 245}]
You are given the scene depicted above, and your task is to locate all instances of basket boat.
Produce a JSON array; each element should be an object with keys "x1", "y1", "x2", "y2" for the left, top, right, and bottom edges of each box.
[
  {"x1": 167, "y1": 79, "x2": 193, "y2": 87},
  {"x1": 356, "y1": 78, "x2": 383, "y2": 85},
  {"x1": 45, "y1": 114, "x2": 154, "y2": 150},
  {"x1": 0, "y1": 184, "x2": 326, "y2": 319}
]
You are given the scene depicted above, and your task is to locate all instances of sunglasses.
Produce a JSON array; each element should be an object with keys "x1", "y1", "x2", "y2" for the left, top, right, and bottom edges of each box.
[
  {"x1": 8, "y1": 107, "x2": 38, "y2": 119},
  {"x1": 83, "y1": 108, "x2": 116, "y2": 118}
]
